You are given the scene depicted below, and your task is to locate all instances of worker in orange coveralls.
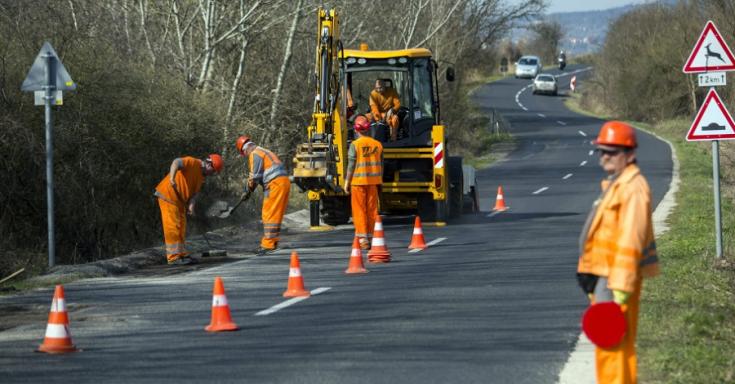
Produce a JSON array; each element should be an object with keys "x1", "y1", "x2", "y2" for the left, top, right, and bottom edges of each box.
[
  {"x1": 236, "y1": 135, "x2": 290, "y2": 255},
  {"x1": 368, "y1": 79, "x2": 401, "y2": 141},
  {"x1": 344, "y1": 115, "x2": 383, "y2": 250},
  {"x1": 577, "y1": 121, "x2": 660, "y2": 384},
  {"x1": 155, "y1": 154, "x2": 223, "y2": 265}
]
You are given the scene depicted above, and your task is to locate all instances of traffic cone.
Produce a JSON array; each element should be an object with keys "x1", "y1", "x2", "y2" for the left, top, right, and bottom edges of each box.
[
  {"x1": 37, "y1": 285, "x2": 78, "y2": 354},
  {"x1": 367, "y1": 215, "x2": 391, "y2": 263},
  {"x1": 493, "y1": 185, "x2": 509, "y2": 211},
  {"x1": 345, "y1": 237, "x2": 368, "y2": 274},
  {"x1": 408, "y1": 216, "x2": 427, "y2": 250},
  {"x1": 205, "y1": 277, "x2": 239, "y2": 332},
  {"x1": 283, "y1": 251, "x2": 310, "y2": 298}
]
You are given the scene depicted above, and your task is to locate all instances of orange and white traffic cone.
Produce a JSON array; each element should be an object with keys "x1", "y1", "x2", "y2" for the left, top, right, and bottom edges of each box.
[
  {"x1": 345, "y1": 237, "x2": 368, "y2": 274},
  {"x1": 493, "y1": 185, "x2": 509, "y2": 211},
  {"x1": 367, "y1": 215, "x2": 391, "y2": 263},
  {"x1": 205, "y1": 277, "x2": 239, "y2": 332},
  {"x1": 37, "y1": 285, "x2": 78, "y2": 354},
  {"x1": 283, "y1": 251, "x2": 310, "y2": 297},
  {"x1": 408, "y1": 216, "x2": 427, "y2": 250}
]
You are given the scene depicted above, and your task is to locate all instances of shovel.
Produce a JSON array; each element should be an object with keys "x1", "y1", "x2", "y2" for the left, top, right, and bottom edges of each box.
[{"x1": 217, "y1": 191, "x2": 251, "y2": 219}]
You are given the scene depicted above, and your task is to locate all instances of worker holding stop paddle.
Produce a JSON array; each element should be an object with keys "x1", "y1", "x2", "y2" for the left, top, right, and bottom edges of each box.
[{"x1": 577, "y1": 121, "x2": 661, "y2": 384}]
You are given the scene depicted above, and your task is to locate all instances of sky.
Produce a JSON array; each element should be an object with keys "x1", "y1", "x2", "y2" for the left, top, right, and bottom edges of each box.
[{"x1": 544, "y1": 0, "x2": 644, "y2": 13}]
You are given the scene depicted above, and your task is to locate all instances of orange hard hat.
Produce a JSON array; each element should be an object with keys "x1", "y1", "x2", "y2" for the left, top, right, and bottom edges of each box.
[
  {"x1": 594, "y1": 121, "x2": 637, "y2": 148},
  {"x1": 236, "y1": 135, "x2": 252, "y2": 156},
  {"x1": 208, "y1": 154, "x2": 224, "y2": 173},
  {"x1": 354, "y1": 115, "x2": 370, "y2": 132}
]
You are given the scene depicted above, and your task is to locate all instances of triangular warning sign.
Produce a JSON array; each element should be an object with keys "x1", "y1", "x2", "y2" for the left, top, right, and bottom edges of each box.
[
  {"x1": 683, "y1": 21, "x2": 735, "y2": 73},
  {"x1": 21, "y1": 42, "x2": 76, "y2": 92},
  {"x1": 687, "y1": 88, "x2": 735, "y2": 141}
]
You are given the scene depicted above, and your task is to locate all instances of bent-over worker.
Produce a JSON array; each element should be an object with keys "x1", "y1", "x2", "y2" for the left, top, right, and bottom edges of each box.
[
  {"x1": 155, "y1": 154, "x2": 223, "y2": 265},
  {"x1": 344, "y1": 115, "x2": 384, "y2": 250},
  {"x1": 577, "y1": 121, "x2": 660, "y2": 384},
  {"x1": 236, "y1": 135, "x2": 291, "y2": 255},
  {"x1": 368, "y1": 79, "x2": 401, "y2": 141}
]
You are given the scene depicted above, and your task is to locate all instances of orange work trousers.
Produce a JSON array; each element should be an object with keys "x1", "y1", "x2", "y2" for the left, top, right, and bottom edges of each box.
[
  {"x1": 595, "y1": 280, "x2": 641, "y2": 384},
  {"x1": 158, "y1": 198, "x2": 188, "y2": 263},
  {"x1": 261, "y1": 176, "x2": 290, "y2": 249},
  {"x1": 351, "y1": 185, "x2": 379, "y2": 241}
]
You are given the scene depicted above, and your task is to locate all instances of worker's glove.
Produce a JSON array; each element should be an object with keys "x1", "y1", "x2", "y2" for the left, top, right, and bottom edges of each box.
[
  {"x1": 247, "y1": 179, "x2": 257, "y2": 192},
  {"x1": 612, "y1": 290, "x2": 631, "y2": 305}
]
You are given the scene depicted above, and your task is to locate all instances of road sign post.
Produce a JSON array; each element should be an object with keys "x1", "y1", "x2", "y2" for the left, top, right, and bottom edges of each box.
[
  {"x1": 682, "y1": 20, "x2": 735, "y2": 259},
  {"x1": 21, "y1": 42, "x2": 76, "y2": 268}
]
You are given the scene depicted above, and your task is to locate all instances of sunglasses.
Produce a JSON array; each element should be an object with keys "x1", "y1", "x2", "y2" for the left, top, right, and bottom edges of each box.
[{"x1": 596, "y1": 148, "x2": 626, "y2": 156}]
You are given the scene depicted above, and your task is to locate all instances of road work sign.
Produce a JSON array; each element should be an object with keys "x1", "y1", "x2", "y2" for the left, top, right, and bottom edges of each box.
[
  {"x1": 683, "y1": 20, "x2": 735, "y2": 73},
  {"x1": 21, "y1": 42, "x2": 76, "y2": 92},
  {"x1": 687, "y1": 88, "x2": 735, "y2": 141}
]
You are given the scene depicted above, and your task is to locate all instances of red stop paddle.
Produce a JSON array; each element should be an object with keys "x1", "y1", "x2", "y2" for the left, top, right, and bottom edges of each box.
[{"x1": 582, "y1": 302, "x2": 627, "y2": 349}]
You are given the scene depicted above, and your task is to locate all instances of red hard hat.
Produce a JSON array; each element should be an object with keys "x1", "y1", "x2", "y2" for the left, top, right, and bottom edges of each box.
[
  {"x1": 354, "y1": 115, "x2": 370, "y2": 132},
  {"x1": 594, "y1": 121, "x2": 637, "y2": 148},
  {"x1": 208, "y1": 154, "x2": 224, "y2": 173},
  {"x1": 236, "y1": 135, "x2": 252, "y2": 156}
]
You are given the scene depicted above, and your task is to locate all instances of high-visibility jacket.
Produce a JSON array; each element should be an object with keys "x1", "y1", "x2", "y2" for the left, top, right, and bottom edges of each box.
[
  {"x1": 578, "y1": 164, "x2": 660, "y2": 293},
  {"x1": 249, "y1": 146, "x2": 287, "y2": 187},
  {"x1": 347, "y1": 136, "x2": 383, "y2": 186},
  {"x1": 369, "y1": 88, "x2": 400, "y2": 120},
  {"x1": 154, "y1": 157, "x2": 204, "y2": 206}
]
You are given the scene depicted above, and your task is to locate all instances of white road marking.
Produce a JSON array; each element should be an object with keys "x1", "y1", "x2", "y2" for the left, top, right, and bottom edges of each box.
[
  {"x1": 578, "y1": 130, "x2": 587, "y2": 136},
  {"x1": 532, "y1": 187, "x2": 549, "y2": 195},
  {"x1": 538, "y1": 113, "x2": 546, "y2": 118},
  {"x1": 520, "y1": 105, "x2": 528, "y2": 111},
  {"x1": 563, "y1": 173, "x2": 573, "y2": 180},
  {"x1": 580, "y1": 160, "x2": 587, "y2": 166},
  {"x1": 521, "y1": 153, "x2": 535, "y2": 160},
  {"x1": 255, "y1": 287, "x2": 331, "y2": 316},
  {"x1": 557, "y1": 120, "x2": 567, "y2": 125},
  {"x1": 409, "y1": 237, "x2": 448, "y2": 253},
  {"x1": 486, "y1": 210, "x2": 506, "y2": 218},
  {"x1": 588, "y1": 150, "x2": 594, "y2": 156}
]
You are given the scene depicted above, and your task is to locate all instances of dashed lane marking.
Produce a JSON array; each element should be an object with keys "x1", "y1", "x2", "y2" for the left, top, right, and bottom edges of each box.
[
  {"x1": 580, "y1": 160, "x2": 587, "y2": 166},
  {"x1": 563, "y1": 173, "x2": 573, "y2": 180},
  {"x1": 538, "y1": 113, "x2": 546, "y2": 118},
  {"x1": 255, "y1": 287, "x2": 331, "y2": 316},
  {"x1": 588, "y1": 150, "x2": 594, "y2": 156},
  {"x1": 557, "y1": 120, "x2": 567, "y2": 125},
  {"x1": 578, "y1": 130, "x2": 586, "y2": 136},
  {"x1": 409, "y1": 237, "x2": 448, "y2": 253},
  {"x1": 532, "y1": 187, "x2": 549, "y2": 195}
]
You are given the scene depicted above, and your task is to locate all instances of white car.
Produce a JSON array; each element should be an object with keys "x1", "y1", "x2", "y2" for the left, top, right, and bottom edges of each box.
[
  {"x1": 532, "y1": 74, "x2": 558, "y2": 95},
  {"x1": 515, "y1": 56, "x2": 542, "y2": 79}
]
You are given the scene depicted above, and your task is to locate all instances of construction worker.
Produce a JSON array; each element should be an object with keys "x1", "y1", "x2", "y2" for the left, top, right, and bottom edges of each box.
[
  {"x1": 236, "y1": 135, "x2": 290, "y2": 255},
  {"x1": 344, "y1": 115, "x2": 383, "y2": 250},
  {"x1": 577, "y1": 121, "x2": 660, "y2": 384},
  {"x1": 154, "y1": 154, "x2": 224, "y2": 265},
  {"x1": 368, "y1": 79, "x2": 401, "y2": 141}
]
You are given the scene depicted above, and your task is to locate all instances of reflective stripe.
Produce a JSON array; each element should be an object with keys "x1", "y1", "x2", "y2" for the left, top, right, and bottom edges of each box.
[
  {"x1": 51, "y1": 298, "x2": 66, "y2": 312},
  {"x1": 640, "y1": 254, "x2": 659, "y2": 267},
  {"x1": 413, "y1": 228, "x2": 423, "y2": 235},
  {"x1": 351, "y1": 249, "x2": 360, "y2": 257},
  {"x1": 354, "y1": 233, "x2": 368, "y2": 237},
  {"x1": 374, "y1": 222, "x2": 383, "y2": 231},
  {"x1": 355, "y1": 161, "x2": 383, "y2": 167},
  {"x1": 44, "y1": 324, "x2": 71, "y2": 338},
  {"x1": 353, "y1": 172, "x2": 383, "y2": 178},
  {"x1": 434, "y1": 142, "x2": 444, "y2": 168},
  {"x1": 289, "y1": 268, "x2": 302, "y2": 277},
  {"x1": 372, "y1": 237, "x2": 385, "y2": 246},
  {"x1": 165, "y1": 243, "x2": 186, "y2": 255},
  {"x1": 212, "y1": 294, "x2": 228, "y2": 307}
]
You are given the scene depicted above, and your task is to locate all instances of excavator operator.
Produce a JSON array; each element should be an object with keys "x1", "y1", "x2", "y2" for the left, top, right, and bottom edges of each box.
[{"x1": 368, "y1": 79, "x2": 401, "y2": 141}]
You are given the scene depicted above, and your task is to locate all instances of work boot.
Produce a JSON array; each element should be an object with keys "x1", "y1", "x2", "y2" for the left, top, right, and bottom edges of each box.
[
  {"x1": 254, "y1": 247, "x2": 277, "y2": 256},
  {"x1": 359, "y1": 238, "x2": 370, "y2": 250},
  {"x1": 168, "y1": 256, "x2": 197, "y2": 265}
]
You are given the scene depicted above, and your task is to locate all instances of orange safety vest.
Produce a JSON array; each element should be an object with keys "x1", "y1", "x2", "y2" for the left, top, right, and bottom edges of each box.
[
  {"x1": 369, "y1": 88, "x2": 400, "y2": 118},
  {"x1": 578, "y1": 164, "x2": 660, "y2": 293},
  {"x1": 350, "y1": 136, "x2": 383, "y2": 186},
  {"x1": 249, "y1": 146, "x2": 288, "y2": 186},
  {"x1": 154, "y1": 156, "x2": 204, "y2": 205}
]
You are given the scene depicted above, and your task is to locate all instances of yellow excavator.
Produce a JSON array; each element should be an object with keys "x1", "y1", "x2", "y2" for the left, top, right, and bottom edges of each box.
[{"x1": 291, "y1": 8, "x2": 478, "y2": 228}]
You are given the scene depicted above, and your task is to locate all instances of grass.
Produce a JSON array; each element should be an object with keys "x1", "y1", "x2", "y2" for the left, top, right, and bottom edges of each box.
[{"x1": 566, "y1": 96, "x2": 735, "y2": 384}]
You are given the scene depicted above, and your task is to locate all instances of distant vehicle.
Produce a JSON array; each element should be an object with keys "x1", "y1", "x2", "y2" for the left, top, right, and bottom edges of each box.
[
  {"x1": 558, "y1": 51, "x2": 567, "y2": 70},
  {"x1": 532, "y1": 74, "x2": 558, "y2": 95},
  {"x1": 515, "y1": 55, "x2": 542, "y2": 79}
]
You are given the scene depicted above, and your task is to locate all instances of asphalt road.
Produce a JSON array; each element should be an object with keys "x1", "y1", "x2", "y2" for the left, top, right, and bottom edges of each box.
[{"x1": 0, "y1": 65, "x2": 672, "y2": 383}]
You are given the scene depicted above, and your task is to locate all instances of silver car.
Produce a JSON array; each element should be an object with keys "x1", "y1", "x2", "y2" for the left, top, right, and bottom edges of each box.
[
  {"x1": 532, "y1": 74, "x2": 557, "y2": 95},
  {"x1": 515, "y1": 56, "x2": 542, "y2": 79}
]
